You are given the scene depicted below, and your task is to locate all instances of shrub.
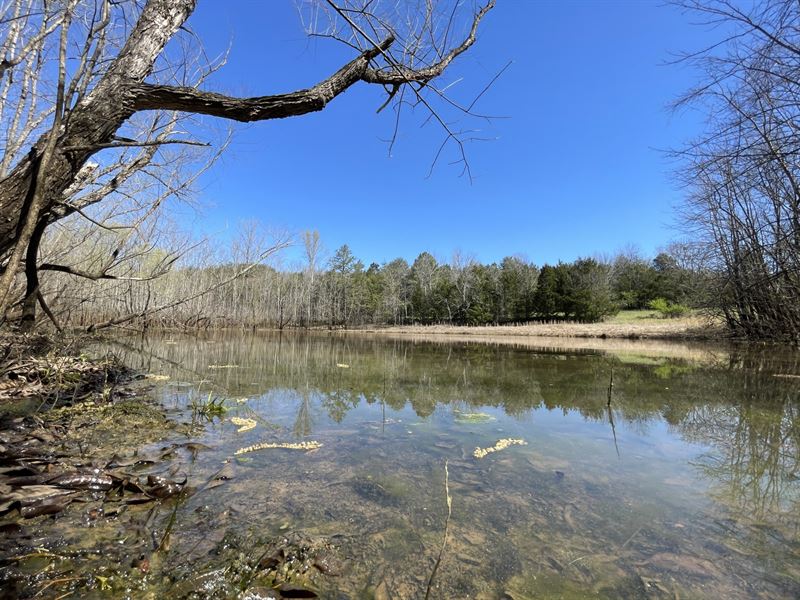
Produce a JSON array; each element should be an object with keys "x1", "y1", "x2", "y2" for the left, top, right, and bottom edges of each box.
[{"x1": 648, "y1": 297, "x2": 690, "y2": 318}]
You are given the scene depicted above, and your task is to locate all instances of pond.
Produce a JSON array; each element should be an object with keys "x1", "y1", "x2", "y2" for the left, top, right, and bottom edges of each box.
[{"x1": 3, "y1": 331, "x2": 800, "y2": 599}]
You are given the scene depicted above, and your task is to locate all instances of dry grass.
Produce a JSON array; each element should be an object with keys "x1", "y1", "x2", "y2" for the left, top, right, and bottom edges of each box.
[
  {"x1": 356, "y1": 312, "x2": 721, "y2": 341},
  {"x1": 341, "y1": 312, "x2": 728, "y2": 362},
  {"x1": 347, "y1": 330, "x2": 730, "y2": 362}
]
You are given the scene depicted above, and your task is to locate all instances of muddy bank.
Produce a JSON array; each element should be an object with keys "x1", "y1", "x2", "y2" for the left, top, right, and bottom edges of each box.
[
  {"x1": 0, "y1": 333, "x2": 193, "y2": 596},
  {"x1": 0, "y1": 334, "x2": 349, "y2": 599}
]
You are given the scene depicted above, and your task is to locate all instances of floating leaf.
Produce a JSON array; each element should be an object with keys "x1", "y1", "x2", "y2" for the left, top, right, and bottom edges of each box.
[
  {"x1": 145, "y1": 474, "x2": 185, "y2": 499},
  {"x1": 48, "y1": 470, "x2": 115, "y2": 491},
  {"x1": 205, "y1": 463, "x2": 236, "y2": 490}
]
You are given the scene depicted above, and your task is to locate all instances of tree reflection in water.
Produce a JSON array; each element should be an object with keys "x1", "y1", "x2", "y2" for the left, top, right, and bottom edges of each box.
[{"x1": 105, "y1": 331, "x2": 800, "y2": 597}]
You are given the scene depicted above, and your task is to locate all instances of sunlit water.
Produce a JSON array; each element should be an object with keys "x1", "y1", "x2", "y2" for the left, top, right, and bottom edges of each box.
[{"x1": 11, "y1": 332, "x2": 800, "y2": 598}]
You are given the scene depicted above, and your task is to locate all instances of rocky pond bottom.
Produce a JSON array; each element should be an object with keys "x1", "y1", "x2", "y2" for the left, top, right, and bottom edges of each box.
[{"x1": 1, "y1": 331, "x2": 798, "y2": 599}]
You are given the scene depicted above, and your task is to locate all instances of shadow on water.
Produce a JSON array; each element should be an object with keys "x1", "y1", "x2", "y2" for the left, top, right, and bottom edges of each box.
[{"x1": 2, "y1": 331, "x2": 799, "y2": 598}]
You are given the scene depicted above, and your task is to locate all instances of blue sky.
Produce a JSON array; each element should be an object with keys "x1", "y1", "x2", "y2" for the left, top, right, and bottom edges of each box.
[{"x1": 183, "y1": 1, "x2": 712, "y2": 268}]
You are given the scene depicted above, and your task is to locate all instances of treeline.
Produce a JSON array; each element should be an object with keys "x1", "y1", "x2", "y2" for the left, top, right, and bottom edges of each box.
[{"x1": 50, "y1": 236, "x2": 703, "y2": 329}]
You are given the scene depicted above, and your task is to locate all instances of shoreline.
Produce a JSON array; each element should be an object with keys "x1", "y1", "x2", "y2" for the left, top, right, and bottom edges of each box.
[
  {"x1": 102, "y1": 316, "x2": 746, "y2": 362},
  {"x1": 333, "y1": 324, "x2": 734, "y2": 363},
  {"x1": 325, "y1": 316, "x2": 741, "y2": 363},
  {"x1": 127, "y1": 313, "x2": 726, "y2": 343},
  {"x1": 346, "y1": 320, "x2": 724, "y2": 341}
]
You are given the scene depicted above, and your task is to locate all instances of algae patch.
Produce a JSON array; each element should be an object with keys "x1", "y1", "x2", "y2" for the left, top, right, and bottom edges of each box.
[
  {"x1": 45, "y1": 397, "x2": 181, "y2": 456},
  {"x1": 454, "y1": 410, "x2": 496, "y2": 424},
  {"x1": 473, "y1": 438, "x2": 527, "y2": 459},
  {"x1": 234, "y1": 441, "x2": 322, "y2": 456},
  {"x1": 144, "y1": 373, "x2": 170, "y2": 381},
  {"x1": 230, "y1": 416, "x2": 257, "y2": 433}
]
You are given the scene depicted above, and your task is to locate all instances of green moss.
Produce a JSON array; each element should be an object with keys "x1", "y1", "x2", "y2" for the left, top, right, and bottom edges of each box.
[
  {"x1": 505, "y1": 573, "x2": 612, "y2": 600},
  {"x1": 454, "y1": 411, "x2": 496, "y2": 424}
]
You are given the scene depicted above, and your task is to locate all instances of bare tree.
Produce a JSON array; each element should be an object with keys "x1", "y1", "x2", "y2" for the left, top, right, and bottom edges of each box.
[
  {"x1": 303, "y1": 230, "x2": 322, "y2": 326},
  {"x1": 674, "y1": 0, "x2": 800, "y2": 341},
  {"x1": 0, "y1": 0, "x2": 496, "y2": 328}
]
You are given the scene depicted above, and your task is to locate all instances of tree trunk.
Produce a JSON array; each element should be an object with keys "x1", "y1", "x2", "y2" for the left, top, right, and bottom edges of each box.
[{"x1": 19, "y1": 219, "x2": 48, "y2": 332}]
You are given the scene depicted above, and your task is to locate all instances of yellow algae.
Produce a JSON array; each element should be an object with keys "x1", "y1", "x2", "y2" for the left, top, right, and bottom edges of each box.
[
  {"x1": 145, "y1": 374, "x2": 170, "y2": 381},
  {"x1": 473, "y1": 438, "x2": 527, "y2": 459},
  {"x1": 234, "y1": 441, "x2": 322, "y2": 455},
  {"x1": 230, "y1": 417, "x2": 257, "y2": 433}
]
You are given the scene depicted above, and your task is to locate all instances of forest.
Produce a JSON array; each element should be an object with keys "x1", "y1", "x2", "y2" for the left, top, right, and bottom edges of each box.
[{"x1": 44, "y1": 228, "x2": 702, "y2": 329}]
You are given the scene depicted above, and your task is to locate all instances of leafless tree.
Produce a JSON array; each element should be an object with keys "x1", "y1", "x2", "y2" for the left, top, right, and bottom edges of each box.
[
  {"x1": 303, "y1": 230, "x2": 322, "y2": 326},
  {"x1": 0, "y1": 0, "x2": 496, "y2": 329},
  {"x1": 674, "y1": 0, "x2": 800, "y2": 341}
]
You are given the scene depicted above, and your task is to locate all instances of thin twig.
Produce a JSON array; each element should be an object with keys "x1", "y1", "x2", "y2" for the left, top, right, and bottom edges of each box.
[
  {"x1": 607, "y1": 404, "x2": 620, "y2": 459},
  {"x1": 621, "y1": 525, "x2": 643, "y2": 550},
  {"x1": 425, "y1": 459, "x2": 452, "y2": 600}
]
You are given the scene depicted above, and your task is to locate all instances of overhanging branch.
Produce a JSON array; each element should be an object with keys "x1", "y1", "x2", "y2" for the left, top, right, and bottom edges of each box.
[
  {"x1": 129, "y1": 37, "x2": 395, "y2": 121},
  {"x1": 127, "y1": 1, "x2": 494, "y2": 122}
]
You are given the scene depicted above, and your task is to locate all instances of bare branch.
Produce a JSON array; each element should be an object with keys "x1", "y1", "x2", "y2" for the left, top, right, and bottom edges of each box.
[
  {"x1": 130, "y1": 37, "x2": 394, "y2": 121},
  {"x1": 63, "y1": 137, "x2": 210, "y2": 151},
  {"x1": 85, "y1": 240, "x2": 291, "y2": 332}
]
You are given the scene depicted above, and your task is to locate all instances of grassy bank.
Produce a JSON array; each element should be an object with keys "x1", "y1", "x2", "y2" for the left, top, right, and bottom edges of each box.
[{"x1": 336, "y1": 311, "x2": 728, "y2": 363}]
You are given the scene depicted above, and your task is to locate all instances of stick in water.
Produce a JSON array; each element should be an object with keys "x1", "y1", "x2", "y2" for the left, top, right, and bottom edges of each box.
[{"x1": 425, "y1": 459, "x2": 452, "y2": 600}]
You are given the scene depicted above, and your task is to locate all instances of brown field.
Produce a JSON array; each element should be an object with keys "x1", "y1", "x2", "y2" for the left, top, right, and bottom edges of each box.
[
  {"x1": 339, "y1": 312, "x2": 729, "y2": 362},
  {"x1": 354, "y1": 311, "x2": 722, "y2": 341}
]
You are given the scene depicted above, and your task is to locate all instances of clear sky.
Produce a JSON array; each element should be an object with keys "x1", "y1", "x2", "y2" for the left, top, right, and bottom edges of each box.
[{"x1": 182, "y1": 1, "x2": 712, "y2": 268}]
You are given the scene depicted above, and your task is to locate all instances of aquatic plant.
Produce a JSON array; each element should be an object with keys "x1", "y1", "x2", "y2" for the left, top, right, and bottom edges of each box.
[
  {"x1": 473, "y1": 438, "x2": 527, "y2": 459},
  {"x1": 190, "y1": 392, "x2": 227, "y2": 419},
  {"x1": 454, "y1": 411, "x2": 496, "y2": 424},
  {"x1": 234, "y1": 441, "x2": 322, "y2": 455}
]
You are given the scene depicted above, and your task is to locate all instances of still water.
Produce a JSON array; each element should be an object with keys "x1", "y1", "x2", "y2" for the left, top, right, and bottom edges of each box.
[{"x1": 13, "y1": 332, "x2": 800, "y2": 598}]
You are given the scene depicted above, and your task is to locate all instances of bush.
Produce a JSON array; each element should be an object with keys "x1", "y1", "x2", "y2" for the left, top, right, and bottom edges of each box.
[{"x1": 648, "y1": 297, "x2": 690, "y2": 318}]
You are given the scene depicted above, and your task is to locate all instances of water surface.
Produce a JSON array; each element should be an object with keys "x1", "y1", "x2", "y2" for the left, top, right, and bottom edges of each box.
[
  {"x1": 90, "y1": 331, "x2": 798, "y2": 599},
  {"x1": 10, "y1": 331, "x2": 798, "y2": 599}
]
